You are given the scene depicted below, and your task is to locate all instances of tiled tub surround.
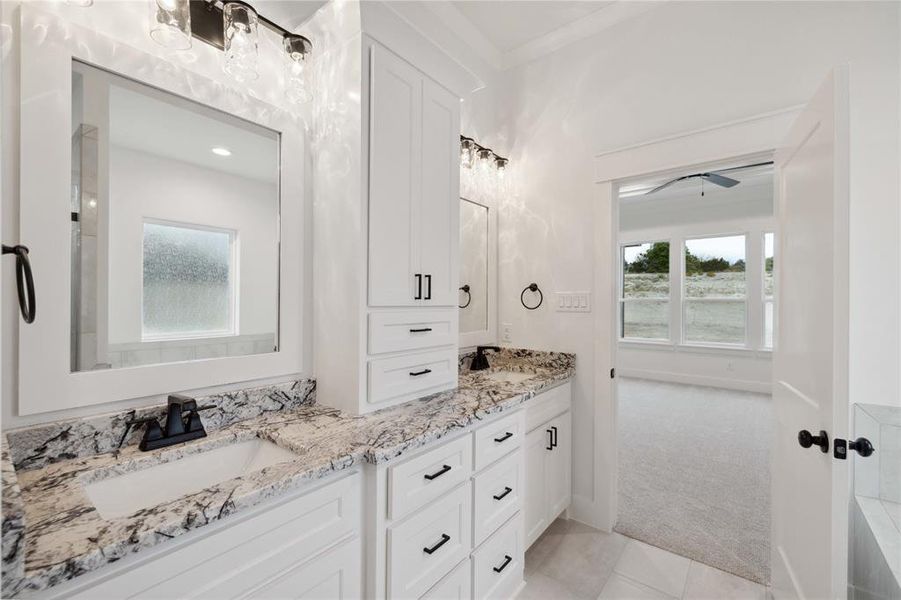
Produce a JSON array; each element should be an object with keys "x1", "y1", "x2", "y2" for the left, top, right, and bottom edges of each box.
[{"x1": 1, "y1": 349, "x2": 574, "y2": 596}]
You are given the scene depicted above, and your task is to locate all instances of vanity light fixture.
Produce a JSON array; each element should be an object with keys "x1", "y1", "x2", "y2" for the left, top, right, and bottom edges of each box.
[
  {"x1": 143, "y1": 0, "x2": 314, "y2": 101},
  {"x1": 211, "y1": 146, "x2": 232, "y2": 156},
  {"x1": 460, "y1": 135, "x2": 510, "y2": 194},
  {"x1": 149, "y1": 0, "x2": 192, "y2": 50}
]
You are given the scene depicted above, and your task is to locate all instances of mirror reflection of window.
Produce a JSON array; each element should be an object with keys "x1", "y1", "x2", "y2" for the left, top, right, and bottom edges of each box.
[
  {"x1": 70, "y1": 60, "x2": 280, "y2": 372},
  {"x1": 459, "y1": 199, "x2": 489, "y2": 334}
]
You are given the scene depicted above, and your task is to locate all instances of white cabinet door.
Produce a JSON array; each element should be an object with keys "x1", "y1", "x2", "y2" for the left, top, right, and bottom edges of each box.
[
  {"x1": 368, "y1": 44, "x2": 422, "y2": 307},
  {"x1": 524, "y1": 426, "x2": 550, "y2": 548},
  {"x1": 419, "y1": 77, "x2": 460, "y2": 307},
  {"x1": 546, "y1": 411, "x2": 572, "y2": 520},
  {"x1": 245, "y1": 537, "x2": 361, "y2": 600}
]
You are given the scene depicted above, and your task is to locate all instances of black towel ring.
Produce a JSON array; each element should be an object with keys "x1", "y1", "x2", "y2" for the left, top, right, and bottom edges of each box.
[
  {"x1": 2, "y1": 244, "x2": 35, "y2": 324},
  {"x1": 459, "y1": 284, "x2": 471, "y2": 309},
  {"x1": 520, "y1": 283, "x2": 542, "y2": 310}
]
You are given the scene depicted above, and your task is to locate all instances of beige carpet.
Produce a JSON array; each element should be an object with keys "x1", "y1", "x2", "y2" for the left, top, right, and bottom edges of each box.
[{"x1": 615, "y1": 377, "x2": 772, "y2": 585}]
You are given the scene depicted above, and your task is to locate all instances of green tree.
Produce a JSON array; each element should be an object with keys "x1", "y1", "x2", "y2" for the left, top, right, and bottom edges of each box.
[
  {"x1": 765, "y1": 256, "x2": 774, "y2": 272},
  {"x1": 730, "y1": 259, "x2": 746, "y2": 272},
  {"x1": 626, "y1": 242, "x2": 670, "y2": 273}
]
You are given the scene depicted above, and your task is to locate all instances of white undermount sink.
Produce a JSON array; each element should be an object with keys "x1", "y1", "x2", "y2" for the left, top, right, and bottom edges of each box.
[
  {"x1": 83, "y1": 439, "x2": 299, "y2": 520},
  {"x1": 482, "y1": 370, "x2": 534, "y2": 384}
]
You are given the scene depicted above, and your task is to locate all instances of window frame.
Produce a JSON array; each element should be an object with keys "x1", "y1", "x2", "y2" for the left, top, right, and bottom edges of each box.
[
  {"x1": 140, "y1": 218, "x2": 239, "y2": 343},
  {"x1": 618, "y1": 239, "x2": 673, "y2": 343},
  {"x1": 762, "y1": 231, "x2": 775, "y2": 350}
]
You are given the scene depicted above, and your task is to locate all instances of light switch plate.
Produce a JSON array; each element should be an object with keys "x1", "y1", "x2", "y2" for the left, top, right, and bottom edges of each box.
[
  {"x1": 556, "y1": 292, "x2": 590, "y2": 312},
  {"x1": 501, "y1": 322, "x2": 513, "y2": 343}
]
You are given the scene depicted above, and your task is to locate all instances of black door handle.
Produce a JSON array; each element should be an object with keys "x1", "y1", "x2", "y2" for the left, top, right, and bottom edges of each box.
[
  {"x1": 493, "y1": 555, "x2": 513, "y2": 573},
  {"x1": 798, "y1": 429, "x2": 829, "y2": 453},
  {"x1": 409, "y1": 368, "x2": 432, "y2": 377},
  {"x1": 546, "y1": 429, "x2": 553, "y2": 451},
  {"x1": 424, "y1": 464, "x2": 451, "y2": 480},
  {"x1": 414, "y1": 274, "x2": 422, "y2": 300},
  {"x1": 424, "y1": 274, "x2": 432, "y2": 300},
  {"x1": 423, "y1": 534, "x2": 450, "y2": 555},
  {"x1": 551, "y1": 426, "x2": 558, "y2": 448},
  {"x1": 849, "y1": 437, "x2": 875, "y2": 457},
  {"x1": 494, "y1": 432, "x2": 513, "y2": 443},
  {"x1": 493, "y1": 486, "x2": 512, "y2": 501}
]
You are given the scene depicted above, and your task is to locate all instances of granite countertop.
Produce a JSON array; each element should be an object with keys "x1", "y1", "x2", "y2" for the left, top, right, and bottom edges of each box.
[{"x1": 1, "y1": 348, "x2": 574, "y2": 597}]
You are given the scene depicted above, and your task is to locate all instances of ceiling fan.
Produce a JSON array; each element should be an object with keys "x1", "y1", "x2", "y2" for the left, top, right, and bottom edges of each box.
[{"x1": 645, "y1": 160, "x2": 774, "y2": 196}]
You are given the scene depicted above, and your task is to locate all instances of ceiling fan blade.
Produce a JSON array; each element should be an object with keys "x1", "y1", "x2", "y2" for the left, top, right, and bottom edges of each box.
[
  {"x1": 645, "y1": 175, "x2": 693, "y2": 195},
  {"x1": 702, "y1": 173, "x2": 740, "y2": 188}
]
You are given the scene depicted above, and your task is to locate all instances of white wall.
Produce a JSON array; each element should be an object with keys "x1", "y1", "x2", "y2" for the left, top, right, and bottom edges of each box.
[
  {"x1": 108, "y1": 147, "x2": 278, "y2": 343},
  {"x1": 460, "y1": 1, "x2": 901, "y2": 524}
]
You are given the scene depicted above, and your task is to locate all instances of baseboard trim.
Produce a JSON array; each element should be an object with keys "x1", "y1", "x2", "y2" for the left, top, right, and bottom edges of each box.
[
  {"x1": 568, "y1": 494, "x2": 610, "y2": 531},
  {"x1": 617, "y1": 368, "x2": 772, "y2": 394}
]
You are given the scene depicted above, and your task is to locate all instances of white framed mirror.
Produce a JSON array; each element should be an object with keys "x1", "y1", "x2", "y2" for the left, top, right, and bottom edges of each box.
[
  {"x1": 458, "y1": 197, "x2": 497, "y2": 348},
  {"x1": 18, "y1": 7, "x2": 306, "y2": 415}
]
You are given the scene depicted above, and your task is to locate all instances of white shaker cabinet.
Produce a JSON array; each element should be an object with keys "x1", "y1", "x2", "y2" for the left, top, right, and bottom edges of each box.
[
  {"x1": 368, "y1": 43, "x2": 459, "y2": 309},
  {"x1": 523, "y1": 383, "x2": 572, "y2": 548}
]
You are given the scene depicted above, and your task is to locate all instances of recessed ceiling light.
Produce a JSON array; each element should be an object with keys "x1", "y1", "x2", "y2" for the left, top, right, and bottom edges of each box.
[{"x1": 211, "y1": 147, "x2": 232, "y2": 157}]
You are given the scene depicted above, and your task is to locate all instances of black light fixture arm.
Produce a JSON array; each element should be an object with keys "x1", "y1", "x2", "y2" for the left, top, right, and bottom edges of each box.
[
  {"x1": 460, "y1": 134, "x2": 507, "y2": 164},
  {"x1": 190, "y1": 0, "x2": 312, "y2": 53}
]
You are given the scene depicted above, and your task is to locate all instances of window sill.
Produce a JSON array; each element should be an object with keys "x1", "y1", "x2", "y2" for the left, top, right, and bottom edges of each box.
[{"x1": 618, "y1": 339, "x2": 772, "y2": 358}]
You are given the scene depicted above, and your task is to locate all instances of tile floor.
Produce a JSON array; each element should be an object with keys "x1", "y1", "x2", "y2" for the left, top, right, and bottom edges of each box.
[{"x1": 518, "y1": 519, "x2": 769, "y2": 600}]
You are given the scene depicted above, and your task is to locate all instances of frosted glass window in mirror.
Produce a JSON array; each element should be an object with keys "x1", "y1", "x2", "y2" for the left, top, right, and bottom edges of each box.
[
  {"x1": 459, "y1": 199, "x2": 489, "y2": 334},
  {"x1": 142, "y1": 222, "x2": 234, "y2": 339},
  {"x1": 70, "y1": 60, "x2": 279, "y2": 372}
]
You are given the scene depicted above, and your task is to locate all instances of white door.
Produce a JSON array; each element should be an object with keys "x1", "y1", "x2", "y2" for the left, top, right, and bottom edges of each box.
[
  {"x1": 368, "y1": 43, "x2": 422, "y2": 307},
  {"x1": 419, "y1": 77, "x2": 460, "y2": 307},
  {"x1": 524, "y1": 426, "x2": 550, "y2": 547},
  {"x1": 770, "y1": 66, "x2": 850, "y2": 600}
]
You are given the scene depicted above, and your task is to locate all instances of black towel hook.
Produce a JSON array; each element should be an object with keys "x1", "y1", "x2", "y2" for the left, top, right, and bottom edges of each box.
[
  {"x1": 520, "y1": 283, "x2": 543, "y2": 310},
  {"x1": 459, "y1": 284, "x2": 471, "y2": 309},
  {"x1": 2, "y1": 244, "x2": 35, "y2": 324}
]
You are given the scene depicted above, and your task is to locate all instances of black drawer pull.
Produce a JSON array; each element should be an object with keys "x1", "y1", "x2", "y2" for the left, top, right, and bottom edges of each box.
[
  {"x1": 409, "y1": 327, "x2": 433, "y2": 333},
  {"x1": 494, "y1": 432, "x2": 513, "y2": 443},
  {"x1": 493, "y1": 555, "x2": 513, "y2": 573},
  {"x1": 551, "y1": 426, "x2": 558, "y2": 448},
  {"x1": 423, "y1": 534, "x2": 450, "y2": 555},
  {"x1": 546, "y1": 429, "x2": 553, "y2": 451},
  {"x1": 409, "y1": 368, "x2": 432, "y2": 377},
  {"x1": 424, "y1": 464, "x2": 451, "y2": 480},
  {"x1": 493, "y1": 486, "x2": 512, "y2": 501}
]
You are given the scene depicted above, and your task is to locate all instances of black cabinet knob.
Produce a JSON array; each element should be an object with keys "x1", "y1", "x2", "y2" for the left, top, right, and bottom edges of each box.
[
  {"x1": 849, "y1": 437, "x2": 875, "y2": 457},
  {"x1": 798, "y1": 429, "x2": 829, "y2": 453}
]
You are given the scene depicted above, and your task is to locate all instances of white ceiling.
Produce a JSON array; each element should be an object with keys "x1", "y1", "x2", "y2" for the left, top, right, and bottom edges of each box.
[
  {"x1": 450, "y1": 1, "x2": 615, "y2": 54},
  {"x1": 252, "y1": 0, "x2": 329, "y2": 30},
  {"x1": 108, "y1": 84, "x2": 279, "y2": 185}
]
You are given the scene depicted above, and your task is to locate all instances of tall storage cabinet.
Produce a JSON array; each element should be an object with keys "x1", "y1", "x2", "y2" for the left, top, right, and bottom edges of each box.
[{"x1": 312, "y1": 16, "x2": 462, "y2": 416}]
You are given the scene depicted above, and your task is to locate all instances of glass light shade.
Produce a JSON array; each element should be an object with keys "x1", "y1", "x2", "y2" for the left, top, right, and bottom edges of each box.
[
  {"x1": 67, "y1": 0, "x2": 94, "y2": 6},
  {"x1": 476, "y1": 149, "x2": 495, "y2": 194},
  {"x1": 284, "y1": 35, "x2": 313, "y2": 104},
  {"x1": 149, "y1": 0, "x2": 191, "y2": 50},
  {"x1": 460, "y1": 138, "x2": 476, "y2": 169},
  {"x1": 223, "y1": 2, "x2": 259, "y2": 82},
  {"x1": 495, "y1": 157, "x2": 509, "y2": 195}
]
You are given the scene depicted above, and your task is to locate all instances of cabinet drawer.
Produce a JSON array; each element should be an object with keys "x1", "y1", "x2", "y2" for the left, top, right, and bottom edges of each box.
[
  {"x1": 369, "y1": 348, "x2": 457, "y2": 406},
  {"x1": 419, "y1": 558, "x2": 471, "y2": 600},
  {"x1": 389, "y1": 434, "x2": 472, "y2": 520},
  {"x1": 473, "y1": 410, "x2": 524, "y2": 471},
  {"x1": 525, "y1": 382, "x2": 571, "y2": 432},
  {"x1": 368, "y1": 310, "x2": 457, "y2": 355},
  {"x1": 473, "y1": 450, "x2": 523, "y2": 546},
  {"x1": 71, "y1": 472, "x2": 361, "y2": 600},
  {"x1": 388, "y1": 482, "x2": 472, "y2": 600},
  {"x1": 472, "y1": 513, "x2": 523, "y2": 600}
]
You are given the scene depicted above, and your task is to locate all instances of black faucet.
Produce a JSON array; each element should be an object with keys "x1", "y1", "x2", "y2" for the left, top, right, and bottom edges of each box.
[
  {"x1": 127, "y1": 394, "x2": 213, "y2": 451},
  {"x1": 470, "y1": 345, "x2": 501, "y2": 371}
]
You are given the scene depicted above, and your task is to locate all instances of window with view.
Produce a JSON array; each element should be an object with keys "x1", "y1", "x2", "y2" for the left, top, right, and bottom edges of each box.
[
  {"x1": 142, "y1": 221, "x2": 236, "y2": 340},
  {"x1": 764, "y1": 232, "x2": 775, "y2": 348},
  {"x1": 620, "y1": 241, "x2": 670, "y2": 340},
  {"x1": 683, "y1": 235, "x2": 746, "y2": 345}
]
